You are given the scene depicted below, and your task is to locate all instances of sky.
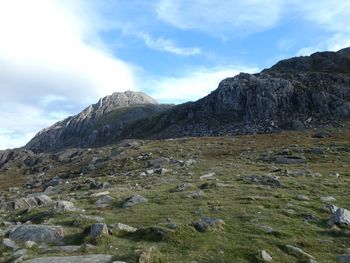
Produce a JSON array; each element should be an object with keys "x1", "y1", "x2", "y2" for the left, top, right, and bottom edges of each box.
[{"x1": 0, "y1": 0, "x2": 350, "y2": 150}]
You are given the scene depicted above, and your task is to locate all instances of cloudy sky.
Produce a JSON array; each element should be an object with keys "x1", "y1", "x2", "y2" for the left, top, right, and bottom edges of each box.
[{"x1": 0, "y1": 0, "x2": 349, "y2": 149}]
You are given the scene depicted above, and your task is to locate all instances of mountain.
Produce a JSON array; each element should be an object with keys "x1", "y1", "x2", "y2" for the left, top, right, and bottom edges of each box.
[
  {"x1": 25, "y1": 48, "x2": 350, "y2": 152},
  {"x1": 25, "y1": 91, "x2": 173, "y2": 152},
  {"x1": 121, "y1": 48, "x2": 350, "y2": 139}
]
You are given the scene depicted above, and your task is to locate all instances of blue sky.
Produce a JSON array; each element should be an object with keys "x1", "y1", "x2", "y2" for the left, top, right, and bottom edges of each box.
[{"x1": 0, "y1": 0, "x2": 350, "y2": 149}]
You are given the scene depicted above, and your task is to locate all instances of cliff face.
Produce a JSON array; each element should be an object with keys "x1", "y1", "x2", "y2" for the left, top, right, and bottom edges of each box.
[
  {"x1": 122, "y1": 49, "x2": 350, "y2": 139},
  {"x1": 25, "y1": 91, "x2": 172, "y2": 152}
]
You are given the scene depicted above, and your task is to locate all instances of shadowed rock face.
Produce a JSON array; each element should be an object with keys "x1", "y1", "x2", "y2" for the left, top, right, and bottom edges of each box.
[
  {"x1": 25, "y1": 91, "x2": 172, "y2": 152},
  {"x1": 122, "y1": 48, "x2": 350, "y2": 139}
]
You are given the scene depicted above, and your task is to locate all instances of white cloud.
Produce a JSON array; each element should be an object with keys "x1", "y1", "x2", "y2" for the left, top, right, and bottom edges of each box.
[
  {"x1": 156, "y1": 0, "x2": 284, "y2": 36},
  {"x1": 132, "y1": 31, "x2": 201, "y2": 56},
  {"x1": 0, "y1": 0, "x2": 137, "y2": 149},
  {"x1": 294, "y1": 0, "x2": 350, "y2": 54},
  {"x1": 145, "y1": 66, "x2": 259, "y2": 104}
]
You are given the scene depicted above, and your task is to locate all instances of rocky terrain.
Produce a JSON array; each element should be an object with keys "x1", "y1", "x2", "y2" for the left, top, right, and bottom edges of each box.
[
  {"x1": 26, "y1": 48, "x2": 350, "y2": 153},
  {"x1": 1, "y1": 122, "x2": 350, "y2": 262},
  {"x1": 0, "y1": 48, "x2": 349, "y2": 262}
]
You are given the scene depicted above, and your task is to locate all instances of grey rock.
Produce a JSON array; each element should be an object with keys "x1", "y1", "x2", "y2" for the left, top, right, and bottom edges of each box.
[
  {"x1": 95, "y1": 195, "x2": 113, "y2": 206},
  {"x1": 329, "y1": 208, "x2": 350, "y2": 225},
  {"x1": 7, "y1": 195, "x2": 53, "y2": 210},
  {"x1": 2, "y1": 238, "x2": 19, "y2": 251},
  {"x1": 192, "y1": 217, "x2": 225, "y2": 232},
  {"x1": 23, "y1": 255, "x2": 113, "y2": 263},
  {"x1": 244, "y1": 175, "x2": 282, "y2": 188},
  {"x1": 122, "y1": 195, "x2": 147, "y2": 208},
  {"x1": 285, "y1": 245, "x2": 315, "y2": 259},
  {"x1": 109, "y1": 223, "x2": 137, "y2": 236},
  {"x1": 9, "y1": 225, "x2": 64, "y2": 245},
  {"x1": 187, "y1": 191, "x2": 206, "y2": 199},
  {"x1": 260, "y1": 250, "x2": 273, "y2": 262},
  {"x1": 320, "y1": 196, "x2": 336, "y2": 202},
  {"x1": 89, "y1": 223, "x2": 109, "y2": 239},
  {"x1": 51, "y1": 201, "x2": 79, "y2": 214}
]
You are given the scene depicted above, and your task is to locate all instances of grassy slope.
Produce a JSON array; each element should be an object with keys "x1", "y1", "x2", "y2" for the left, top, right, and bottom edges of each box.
[{"x1": 1, "y1": 122, "x2": 350, "y2": 262}]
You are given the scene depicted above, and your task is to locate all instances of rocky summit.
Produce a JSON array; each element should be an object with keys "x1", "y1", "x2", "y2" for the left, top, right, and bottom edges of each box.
[
  {"x1": 0, "y1": 48, "x2": 350, "y2": 262},
  {"x1": 25, "y1": 91, "x2": 172, "y2": 152}
]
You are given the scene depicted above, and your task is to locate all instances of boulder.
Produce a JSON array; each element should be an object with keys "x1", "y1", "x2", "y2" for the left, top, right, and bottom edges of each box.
[
  {"x1": 329, "y1": 208, "x2": 350, "y2": 225},
  {"x1": 192, "y1": 217, "x2": 225, "y2": 232},
  {"x1": 109, "y1": 223, "x2": 137, "y2": 236},
  {"x1": 122, "y1": 195, "x2": 147, "y2": 208},
  {"x1": 285, "y1": 245, "x2": 315, "y2": 260},
  {"x1": 9, "y1": 195, "x2": 53, "y2": 210},
  {"x1": 51, "y1": 201, "x2": 79, "y2": 214},
  {"x1": 260, "y1": 250, "x2": 273, "y2": 262},
  {"x1": 2, "y1": 238, "x2": 19, "y2": 251},
  {"x1": 89, "y1": 223, "x2": 109, "y2": 239},
  {"x1": 9, "y1": 225, "x2": 64, "y2": 245},
  {"x1": 23, "y1": 255, "x2": 113, "y2": 263}
]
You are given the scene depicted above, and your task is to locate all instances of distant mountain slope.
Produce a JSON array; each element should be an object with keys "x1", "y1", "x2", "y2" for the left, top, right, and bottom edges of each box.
[
  {"x1": 121, "y1": 48, "x2": 350, "y2": 139},
  {"x1": 25, "y1": 91, "x2": 173, "y2": 152},
  {"x1": 25, "y1": 48, "x2": 350, "y2": 152}
]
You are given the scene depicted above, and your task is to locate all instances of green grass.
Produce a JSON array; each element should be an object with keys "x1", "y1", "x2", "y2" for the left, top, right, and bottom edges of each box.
[{"x1": 1, "y1": 122, "x2": 350, "y2": 262}]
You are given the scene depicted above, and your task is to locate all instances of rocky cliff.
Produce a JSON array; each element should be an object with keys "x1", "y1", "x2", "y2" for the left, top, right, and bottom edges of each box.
[
  {"x1": 25, "y1": 48, "x2": 350, "y2": 152},
  {"x1": 122, "y1": 48, "x2": 350, "y2": 139},
  {"x1": 25, "y1": 91, "x2": 172, "y2": 152}
]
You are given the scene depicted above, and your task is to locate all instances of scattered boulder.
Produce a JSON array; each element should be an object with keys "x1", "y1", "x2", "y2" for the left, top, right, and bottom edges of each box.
[
  {"x1": 9, "y1": 225, "x2": 64, "y2": 245},
  {"x1": 320, "y1": 196, "x2": 336, "y2": 202},
  {"x1": 285, "y1": 245, "x2": 315, "y2": 260},
  {"x1": 122, "y1": 195, "x2": 148, "y2": 208},
  {"x1": 89, "y1": 223, "x2": 109, "y2": 239},
  {"x1": 329, "y1": 208, "x2": 350, "y2": 225},
  {"x1": 95, "y1": 195, "x2": 113, "y2": 207},
  {"x1": 199, "y1": 173, "x2": 215, "y2": 180},
  {"x1": 2, "y1": 238, "x2": 19, "y2": 251},
  {"x1": 260, "y1": 250, "x2": 273, "y2": 262},
  {"x1": 244, "y1": 175, "x2": 283, "y2": 188},
  {"x1": 109, "y1": 223, "x2": 137, "y2": 236},
  {"x1": 23, "y1": 255, "x2": 113, "y2": 263},
  {"x1": 192, "y1": 217, "x2": 225, "y2": 232},
  {"x1": 9, "y1": 195, "x2": 53, "y2": 210},
  {"x1": 186, "y1": 191, "x2": 206, "y2": 199},
  {"x1": 51, "y1": 201, "x2": 79, "y2": 214}
]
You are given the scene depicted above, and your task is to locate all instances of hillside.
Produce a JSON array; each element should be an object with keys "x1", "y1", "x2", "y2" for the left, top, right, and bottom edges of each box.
[{"x1": 0, "y1": 123, "x2": 350, "y2": 262}]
